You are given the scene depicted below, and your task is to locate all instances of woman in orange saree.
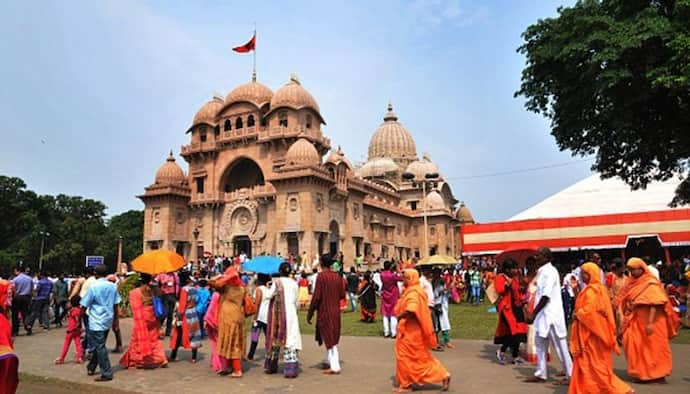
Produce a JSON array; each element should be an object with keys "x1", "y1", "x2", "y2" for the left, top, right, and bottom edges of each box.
[
  {"x1": 394, "y1": 269, "x2": 450, "y2": 392},
  {"x1": 569, "y1": 263, "x2": 632, "y2": 394},
  {"x1": 614, "y1": 257, "x2": 679, "y2": 383},
  {"x1": 120, "y1": 274, "x2": 168, "y2": 369}
]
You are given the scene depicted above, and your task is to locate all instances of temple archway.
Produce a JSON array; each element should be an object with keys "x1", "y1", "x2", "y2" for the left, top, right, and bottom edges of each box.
[
  {"x1": 221, "y1": 157, "x2": 265, "y2": 193},
  {"x1": 329, "y1": 220, "x2": 339, "y2": 257}
]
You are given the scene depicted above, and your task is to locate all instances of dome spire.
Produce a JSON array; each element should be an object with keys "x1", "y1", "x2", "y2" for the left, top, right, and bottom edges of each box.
[
  {"x1": 384, "y1": 101, "x2": 398, "y2": 122},
  {"x1": 167, "y1": 150, "x2": 175, "y2": 161},
  {"x1": 252, "y1": 70, "x2": 256, "y2": 82}
]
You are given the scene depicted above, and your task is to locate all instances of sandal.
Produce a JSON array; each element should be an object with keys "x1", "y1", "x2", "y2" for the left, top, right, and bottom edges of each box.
[
  {"x1": 54, "y1": 358, "x2": 65, "y2": 365},
  {"x1": 230, "y1": 371, "x2": 243, "y2": 378},
  {"x1": 322, "y1": 369, "x2": 341, "y2": 375},
  {"x1": 552, "y1": 378, "x2": 569, "y2": 386}
]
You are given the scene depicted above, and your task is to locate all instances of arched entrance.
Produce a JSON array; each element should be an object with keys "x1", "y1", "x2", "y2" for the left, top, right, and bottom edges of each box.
[
  {"x1": 221, "y1": 158, "x2": 265, "y2": 193},
  {"x1": 329, "y1": 221, "x2": 339, "y2": 257},
  {"x1": 233, "y1": 236, "x2": 251, "y2": 258}
]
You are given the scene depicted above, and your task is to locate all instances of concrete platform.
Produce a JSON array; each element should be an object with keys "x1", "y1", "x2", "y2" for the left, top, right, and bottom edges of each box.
[{"x1": 13, "y1": 318, "x2": 690, "y2": 393}]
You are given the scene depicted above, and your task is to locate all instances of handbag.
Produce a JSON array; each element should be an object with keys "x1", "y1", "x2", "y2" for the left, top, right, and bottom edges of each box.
[
  {"x1": 243, "y1": 293, "x2": 257, "y2": 317},
  {"x1": 153, "y1": 295, "x2": 165, "y2": 319}
]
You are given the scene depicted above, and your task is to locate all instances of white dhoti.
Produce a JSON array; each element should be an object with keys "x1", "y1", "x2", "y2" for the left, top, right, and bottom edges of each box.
[
  {"x1": 326, "y1": 346, "x2": 341, "y2": 372},
  {"x1": 534, "y1": 325, "x2": 572, "y2": 380}
]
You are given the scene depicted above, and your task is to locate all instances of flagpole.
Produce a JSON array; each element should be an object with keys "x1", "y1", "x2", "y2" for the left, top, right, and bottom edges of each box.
[{"x1": 252, "y1": 23, "x2": 257, "y2": 82}]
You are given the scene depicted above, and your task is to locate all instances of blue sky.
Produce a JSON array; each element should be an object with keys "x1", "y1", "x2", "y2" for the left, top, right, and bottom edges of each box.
[{"x1": 0, "y1": 0, "x2": 593, "y2": 222}]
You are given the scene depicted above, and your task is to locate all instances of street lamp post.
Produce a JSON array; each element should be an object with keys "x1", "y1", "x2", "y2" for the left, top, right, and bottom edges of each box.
[
  {"x1": 38, "y1": 231, "x2": 50, "y2": 271},
  {"x1": 117, "y1": 235, "x2": 123, "y2": 273},
  {"x1": 192, "y1": 227, "x2": 200, "y2": 271},
  {"x1": 402, "y1": 172, "x2": 439, "y2": 258}
]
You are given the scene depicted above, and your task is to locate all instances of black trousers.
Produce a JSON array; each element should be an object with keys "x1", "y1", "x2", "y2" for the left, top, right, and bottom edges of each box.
[
  {"x1": 159, "y1": 294, "x2": 177, "y2": 336},
  {"x1": 11, "y1": 295, "x2": 31, "y2": 335}
]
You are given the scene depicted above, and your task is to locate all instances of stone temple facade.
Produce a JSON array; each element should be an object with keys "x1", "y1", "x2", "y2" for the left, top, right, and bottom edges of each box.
[{"x1": 139, "y1": 74, "x2": 474, "y2": 265}]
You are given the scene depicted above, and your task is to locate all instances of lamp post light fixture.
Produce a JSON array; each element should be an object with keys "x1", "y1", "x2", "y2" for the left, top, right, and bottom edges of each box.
[
  {"x1": 38, "y1": 231, "x2": 50, "y2": 271},
  {"x1": 402, "y1": 171, "x2": 439, "y2": 258}
]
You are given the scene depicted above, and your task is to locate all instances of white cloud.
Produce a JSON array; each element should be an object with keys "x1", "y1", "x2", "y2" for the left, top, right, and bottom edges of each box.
[{"x1": 404, "y1": 0, "x2": 489, "y2": 33}]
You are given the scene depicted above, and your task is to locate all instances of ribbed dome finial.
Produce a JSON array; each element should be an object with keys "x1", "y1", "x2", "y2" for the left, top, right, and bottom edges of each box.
[
  {"x1": 252, "y1": 70, "x2": 256, "y2": 82},
  {"x1": 167, "y1": 150, "x2": 174, "y2": 161},
  {"x1": 384, "y1": 101, "x2": 398, "y2": 122}
]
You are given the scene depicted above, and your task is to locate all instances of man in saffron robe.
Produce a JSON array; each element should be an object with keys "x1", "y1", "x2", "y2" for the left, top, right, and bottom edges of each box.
[
  {"x1": 119, "y1": 274, "x2": 168, "y2": 369},
  {"x1": 569, "y1": 263, "x2": 632, "y2": 394},
  {"x1": 307, "y1": 254, "x2": 346, "y2": 375},
  {"x1": 394, "y1": 269, "x2": 450, "y2": 392},
  {"x1": 615, "y1": 257, "x2": 679, "y2": 383}
]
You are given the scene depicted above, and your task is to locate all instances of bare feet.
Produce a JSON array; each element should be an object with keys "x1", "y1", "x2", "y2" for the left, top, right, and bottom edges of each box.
[
  {"x1": 442, "y1": 375, "x2": 451, "y2": 391},
  {"x1": 392, "y1": 387, "x2": 412, "y2": 393},
  {"x1": 552, "y1": 378, "x2": 569, "y2": 386},
  {"x1": 322, "y1": 369, "x2": 340, "y2": 375},
  {"x1": 230, "y1": 371, "x2": 243, "y2": 378},
  {"x1": 523, "y1": 376, "x2": 546, "y2": 383}
]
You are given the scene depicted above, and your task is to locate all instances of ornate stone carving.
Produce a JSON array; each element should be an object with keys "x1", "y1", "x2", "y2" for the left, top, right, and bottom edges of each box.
[{"x1": 219, "y1": 200, "x2": 258, "y2": 242}]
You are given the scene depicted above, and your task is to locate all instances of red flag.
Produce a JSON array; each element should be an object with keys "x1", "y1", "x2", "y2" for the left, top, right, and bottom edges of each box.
[{"x1": 232, "y1": 33, "x2": 256, "y2": 53}]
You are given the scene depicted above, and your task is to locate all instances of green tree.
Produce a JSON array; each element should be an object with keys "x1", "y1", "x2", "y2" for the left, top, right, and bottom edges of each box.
[
  {"x1": 516, "y1": 0, "x2": 690, "y2": 205},
  {"x1": 95, "y1": 210, "x2": 144, "y2": 271}
]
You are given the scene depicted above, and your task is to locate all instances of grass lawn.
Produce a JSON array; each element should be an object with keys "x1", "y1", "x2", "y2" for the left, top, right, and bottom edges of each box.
[{"x1": 296, "y1": 300, "x2": 690, "y2": 344}]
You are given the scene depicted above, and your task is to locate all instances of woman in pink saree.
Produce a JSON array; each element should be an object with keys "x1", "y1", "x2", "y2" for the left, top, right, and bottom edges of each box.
[{"x1": 204, "y1": 291, "x2": 229, "y2": 374}]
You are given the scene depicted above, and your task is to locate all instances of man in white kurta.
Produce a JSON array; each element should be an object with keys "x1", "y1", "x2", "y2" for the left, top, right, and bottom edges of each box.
[{"x1": 526, "y1": 247, "x2": 572, "y2": 383}]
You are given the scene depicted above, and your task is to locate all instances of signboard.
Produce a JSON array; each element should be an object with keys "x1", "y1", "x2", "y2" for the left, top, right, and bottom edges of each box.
[{"x1": 85, "y1": 256, "x2": 104, "y2": 267}]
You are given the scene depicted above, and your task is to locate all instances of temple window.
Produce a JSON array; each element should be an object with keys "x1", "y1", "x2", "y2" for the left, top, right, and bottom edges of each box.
[
  {"x1": 224, "y1": 119, "x2": 231, "y2": 131},
  {"x1": 214, "y1": 125, "x2": 220, "y2": 136},
  {"x1": 195, "y1": 177, "x2": 205, "y2": 194},
  {"x1": 247, "y1": 115, "x2": 255, "y2": 127},
  {"x1": 235, "y1": 117, "x2": 243, "y2": 129},
  {"x1": 279, "y1": 111, "x2": 288, "y2": 127},
  {"x1": 409, "y1": 201, "x2": 417, "y2": 210},
  {"x1": 306, "y1": 114, "x2": 312, "y2": 129},
  {"x1": 200, "y1": 132, "x2": 207, "y2": 142}
]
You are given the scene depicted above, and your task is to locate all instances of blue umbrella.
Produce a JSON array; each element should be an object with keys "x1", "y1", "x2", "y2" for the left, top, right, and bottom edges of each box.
[{"x1": 242, "y1": 256, "x2": 284, "y2": 274}]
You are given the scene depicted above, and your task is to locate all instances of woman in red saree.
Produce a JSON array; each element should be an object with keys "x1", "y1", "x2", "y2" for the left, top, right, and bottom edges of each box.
[
  {"x1": 394, "y1": 269, "x2": 450, "y2": 392},
  {"x1": 0, "y1": 313, "x2": 18, "y2": 394},
  {"x1": 493, "y1": 259, "x2": 527, "y2": 364},
  {"x1": 120, "y1": 274, "x2": 168, "y2": 369},
  {"x1": 569, "y1": 263, "x2": 632, "y2": 394}
]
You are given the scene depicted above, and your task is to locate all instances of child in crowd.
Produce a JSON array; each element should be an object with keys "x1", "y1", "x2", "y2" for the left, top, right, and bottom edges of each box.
[
  {"x1": 55, "y1": 296, "x2": 83, "y2": 364},
  {"x1": 247, "y1": 273, "x2": 271, "y2": 360},
  {"x1": 298, "y1": 273, "x2": 310, "y2": 310},
  {"x1": 195, "y1": 279, "x2": 211, "y2": 338}
]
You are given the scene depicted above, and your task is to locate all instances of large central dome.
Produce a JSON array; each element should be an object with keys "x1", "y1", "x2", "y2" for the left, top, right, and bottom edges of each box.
[{"x1": 367, "y1": 103, "x2": 417, "y2": 163}]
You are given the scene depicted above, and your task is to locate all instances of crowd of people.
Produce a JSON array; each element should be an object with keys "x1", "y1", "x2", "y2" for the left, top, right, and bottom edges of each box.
[
  {"x1": 491, "y1": 248, "x2": 685, "y2": 393},
  {"x1": 1, "y1": 247, "x2": 688, "y2": 393}
]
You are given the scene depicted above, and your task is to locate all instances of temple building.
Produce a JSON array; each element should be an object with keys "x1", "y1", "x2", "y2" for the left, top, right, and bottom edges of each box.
[{"x1": 139, "y1": 73, "x2": 474, "y2": 264}]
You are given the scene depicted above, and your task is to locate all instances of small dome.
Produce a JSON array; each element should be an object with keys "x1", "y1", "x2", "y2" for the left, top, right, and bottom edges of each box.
[
  {"x1": 326, "y1": 146, "x2": 353, "y2": 170},
  {"x1": 285, "y1": 138, "x2": 320, "y2": 166},
  {"x1": 359, "y1": 158, "x2": 399, "y2": 178},
  {"x1": 225, "y1": 79, "x2": 273, "y2": 108},
  {"x1": 192, "y1": 96, "x2": 223, "y2": 126},
  {"x1": 424, "y1": 190, "x2": 446, "y2": 211},
  {"x1": 456, "y1": 202, "x2": 474, "y2": 223},
  {"x1": 368, "y1": 102, "x2": 417, "y2": 162},
  {"x1": 155, "y1": 151, "x2": 186, "y2": 184},
  {"x1": 270, "y1": 74, "x2": 321, "y2": 114},
  {"x1": 405, "y1": 155, "x2": 440, "y2": 180}
]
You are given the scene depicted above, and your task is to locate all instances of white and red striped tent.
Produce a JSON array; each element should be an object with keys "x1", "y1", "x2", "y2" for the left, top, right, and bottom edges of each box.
[{"x1": 461, "y1": 174, "x2": 690, "y2": 256}]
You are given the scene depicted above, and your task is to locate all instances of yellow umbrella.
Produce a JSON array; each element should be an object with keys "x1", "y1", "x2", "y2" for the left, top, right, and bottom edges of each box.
[
  {"x1": 131, "y1": 249, "x2": 186, "y2": 275},
  {"x1": 416, "y1": 254, "x2": 457, "y2": 267}
]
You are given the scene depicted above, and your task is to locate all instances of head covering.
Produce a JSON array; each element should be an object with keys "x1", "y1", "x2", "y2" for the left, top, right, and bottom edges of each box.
[
  {"x1": 403, "y1": 269, "x2": 420, "y2": 288},
  {"x1": 581, "y1": 262, "x2": 602, "y2": 286},
  {"x1": 625, "y1": 257, "x2": 648, "y2": 272},
  {"x1": 214, "y1": 266, "x2": 243, "y2": 288}
]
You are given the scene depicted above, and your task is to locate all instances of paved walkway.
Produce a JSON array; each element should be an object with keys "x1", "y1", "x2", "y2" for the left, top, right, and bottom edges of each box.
[{"x1": 13, "y1": 318, "x2": 690, "y2": 393}]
